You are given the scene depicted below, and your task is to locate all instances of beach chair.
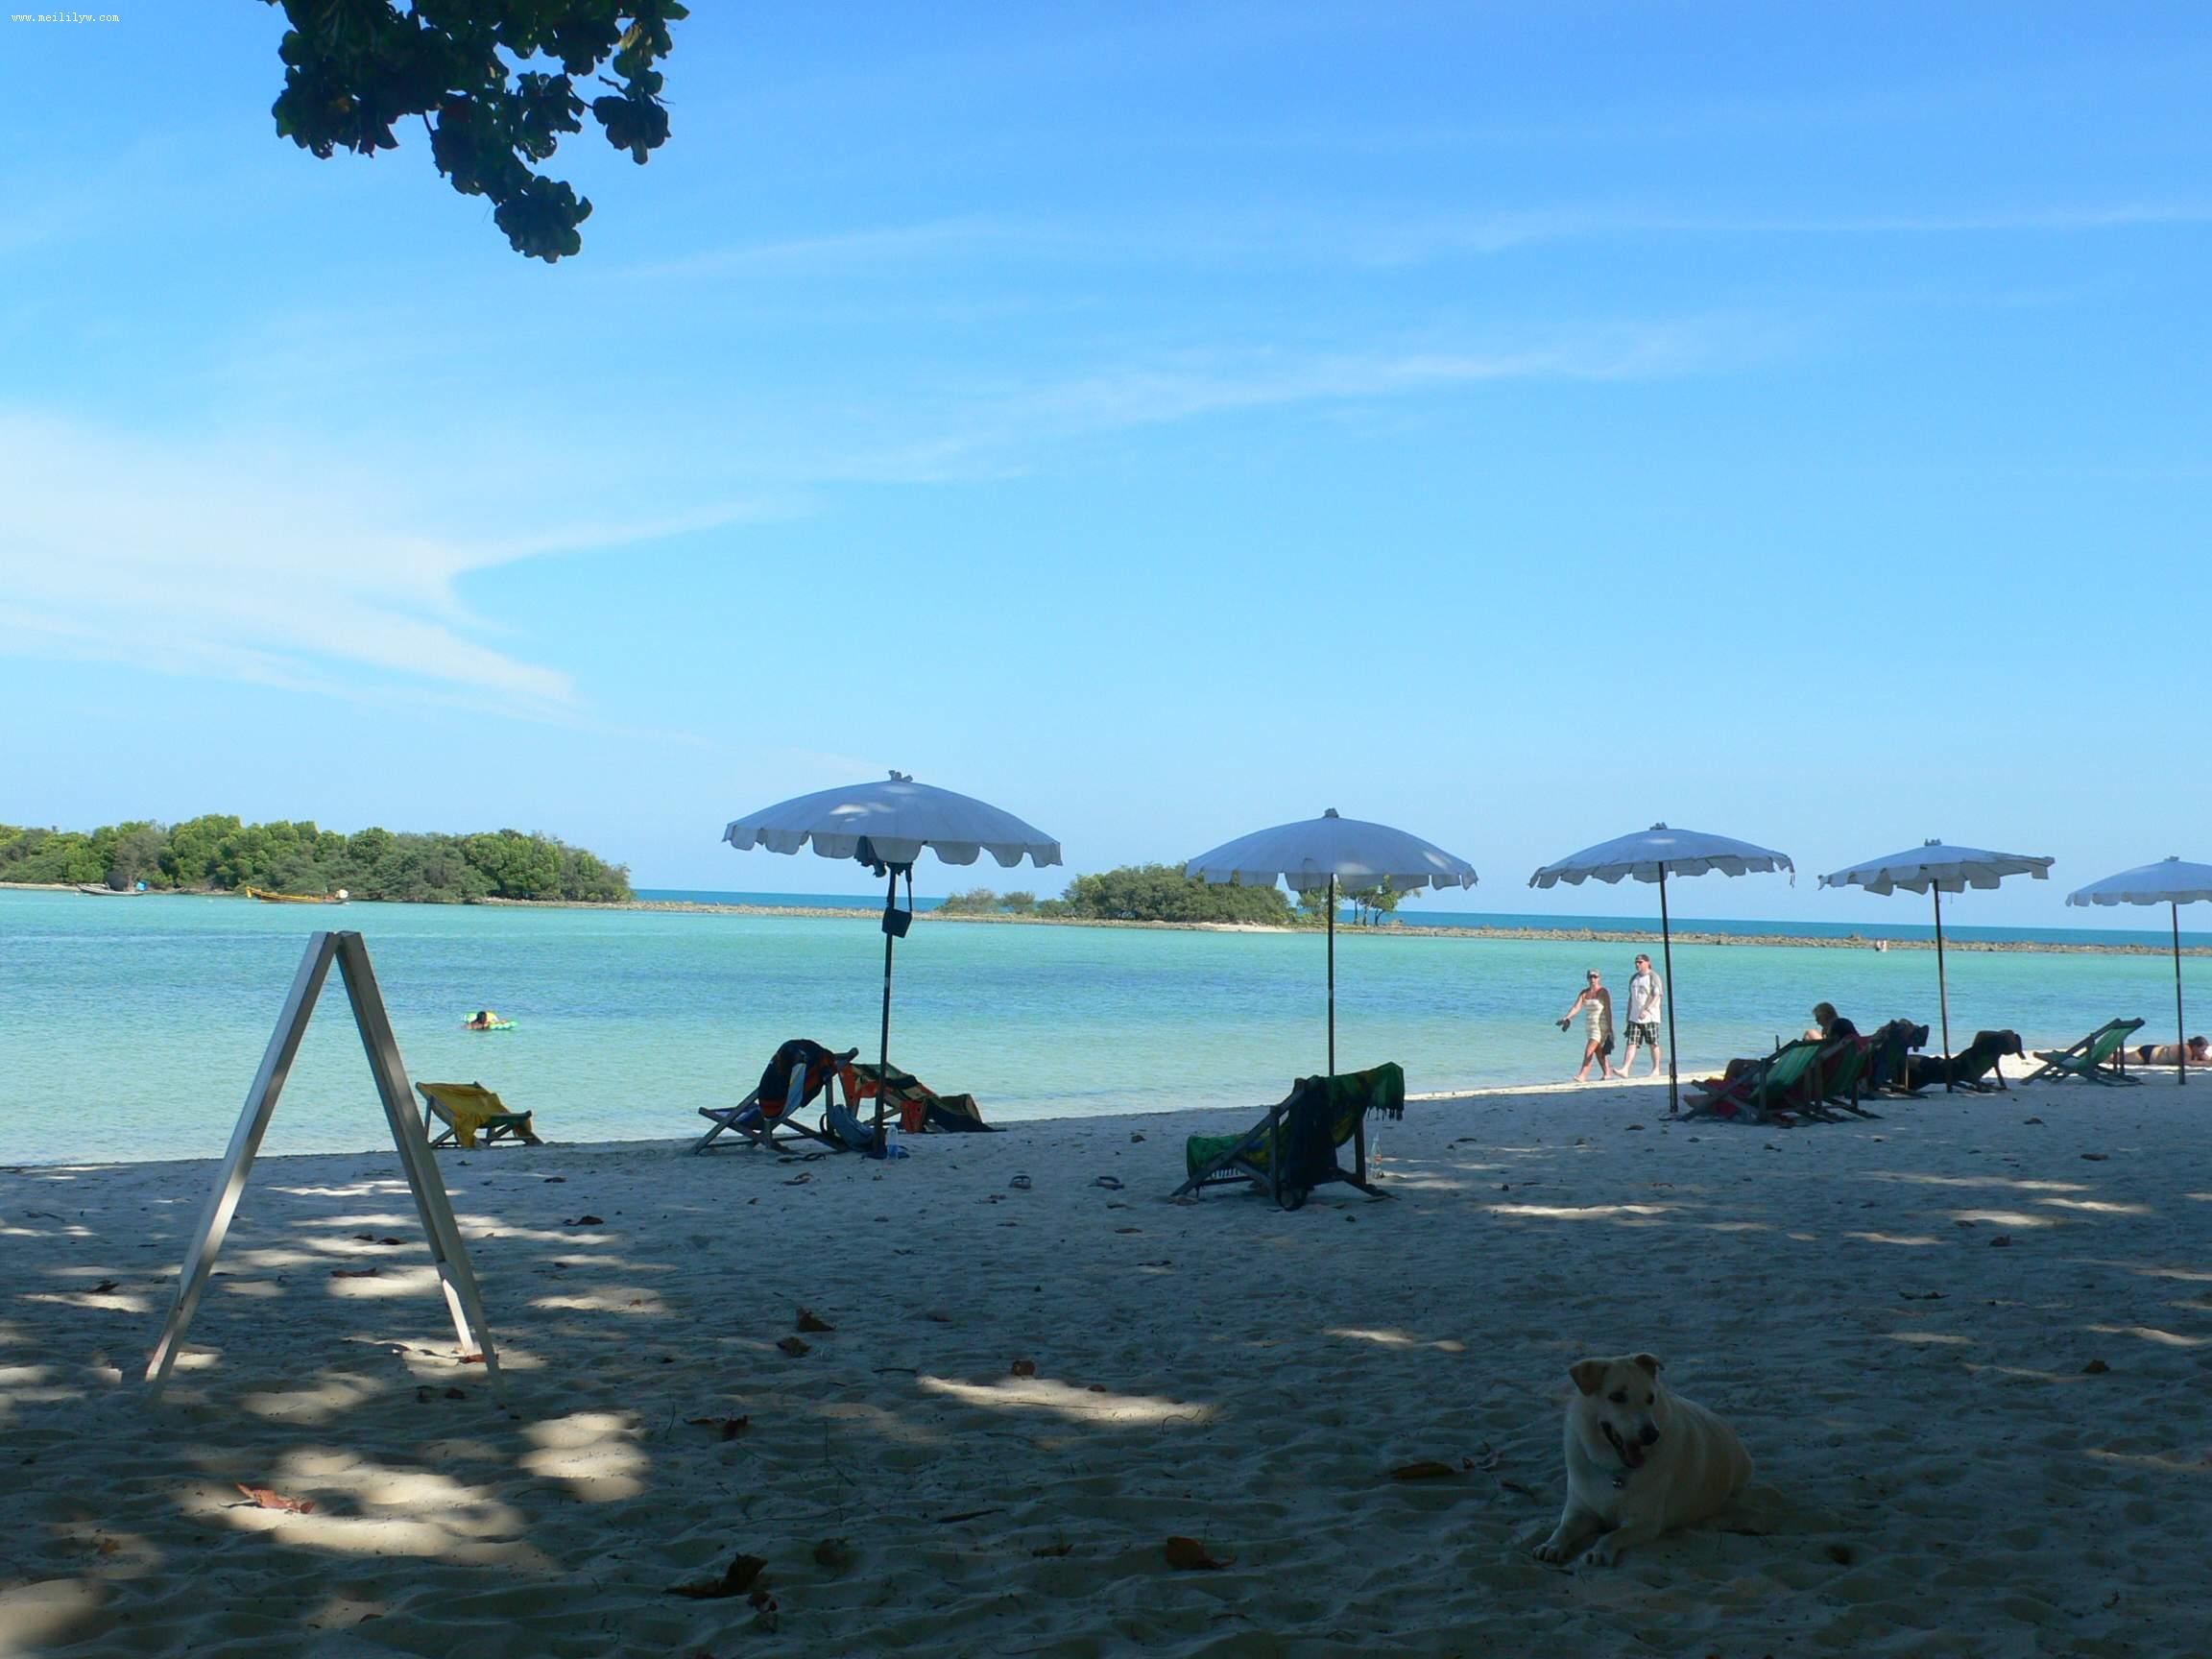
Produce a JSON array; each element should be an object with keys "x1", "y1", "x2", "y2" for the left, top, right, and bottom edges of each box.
[
  {"x1": 1815, "y1": 1037, "x2": 1880, "y2": 1118},
  {"x1": 841, "y1": 1062, "x2": 998, "y2": 1137},
  {"x1": 1683, "y1": 1039, "x2": 1825, "y2": 1125},
  {"x1": 1171, "y1": 1063, "x2": 1406, "y2": 1211},
  {"x1": 1863, "y1": 1021, "x2": 1929, "y2": 1097},
  {"x1": 693, "y1": 1040, "x2": 862, "y2": 1154},
  {"x1": 416, "y1": 1081, "x2": 542, "y2": 1149},
  {"x1": 2025, "y1": 1019, "x2": 2146, "y2": 1086}
]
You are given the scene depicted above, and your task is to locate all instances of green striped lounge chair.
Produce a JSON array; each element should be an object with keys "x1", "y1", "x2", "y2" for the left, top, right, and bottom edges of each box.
[
  {"x1": 2025, "y1": 1019, "x2": 2146, "y2": 1086},
  {"x1": 1172, "y1": 1063, "x2": 1406, "y2": 1211}
]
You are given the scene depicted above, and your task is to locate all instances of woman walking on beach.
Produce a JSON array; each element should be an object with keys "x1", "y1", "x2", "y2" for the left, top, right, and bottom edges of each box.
[{"x1": 1559, "y1": 969, "x2": 1621, "y2": 1082}]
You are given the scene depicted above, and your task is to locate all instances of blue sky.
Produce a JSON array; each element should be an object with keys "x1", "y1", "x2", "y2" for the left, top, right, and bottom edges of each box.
[{"x1": 2, "y1": 4, "x2": 2206, "y2": 925}]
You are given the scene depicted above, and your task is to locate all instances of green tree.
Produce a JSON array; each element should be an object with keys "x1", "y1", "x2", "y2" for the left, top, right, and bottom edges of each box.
[
  {"x1": 161, "y1": 814, "x2": 242, "y2": 888},
  {"x1": 1059, "y1": 864, "x2": 1293, "y2": 925},
  {"x1": 262, "y1": 1, "x2": 687, "y2": 261},
  {"x1": 937, "y1": 887, "x2": 1001, "y2": 915},
  {"x1": 463, "y1": 830, "x2": 565, "y2": 899}
]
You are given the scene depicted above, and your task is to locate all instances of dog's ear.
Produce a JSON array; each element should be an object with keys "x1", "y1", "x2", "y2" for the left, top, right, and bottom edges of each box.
[
  {"x1": 1630, "y1": 1352, "x2": 1662, "y2": 1377},
  {"x1": 1568, "y1": 1358, "x2": 1609, "y2": 1396}
]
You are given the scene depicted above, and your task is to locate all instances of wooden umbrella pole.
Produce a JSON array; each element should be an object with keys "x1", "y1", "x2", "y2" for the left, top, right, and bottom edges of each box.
[
  {"x1": 1933, "y1": 886, "x2": 1953, "y2": 1093},
  {"x1": 1659, "y1": 865, "x2": 1680, "y2": 1117},
  {"x1": 1326, "y1": 874, "x2": 1337, "y2": 1077},
  {"x1": 2176, "y1": 901, "x2": 2188, "y2": 1090}
]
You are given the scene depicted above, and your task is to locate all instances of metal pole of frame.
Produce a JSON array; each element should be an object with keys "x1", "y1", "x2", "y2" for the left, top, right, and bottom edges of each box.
[
  {"x1": 1659, "y1": 865, "x2": 1680, "y2": 1117},
  {"x1": 877, "y1": 866, "x2": 898, "y2": 1151},
  {"x1": 1326, "y1": 874, "x2": 1337, "y2": 1078},
  {"x1": 148, "y1": 931, "x2": 503, "y2": 1403},
  {"x1": 2175, "y1": 902, "x2": 2188, "y2": 1090},
  {"x1": 1933, "y1": 887, "x2": 1954, "y2": 1093}
]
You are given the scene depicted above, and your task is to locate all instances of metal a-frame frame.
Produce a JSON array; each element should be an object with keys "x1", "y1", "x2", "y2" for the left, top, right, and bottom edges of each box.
[{"x1": 146, "y1": 930, "x2": 502, "y2": 1401}]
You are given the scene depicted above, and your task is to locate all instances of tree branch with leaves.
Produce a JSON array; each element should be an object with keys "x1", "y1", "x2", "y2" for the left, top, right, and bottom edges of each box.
[{"x1": 263, "y1": 0, "x2": 688, "y2": 261}]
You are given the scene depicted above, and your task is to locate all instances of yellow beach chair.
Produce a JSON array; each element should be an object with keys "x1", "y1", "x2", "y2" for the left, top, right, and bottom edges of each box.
[{"x1": 416, "y1": 1081, "x2": 543, "y2": 1149}]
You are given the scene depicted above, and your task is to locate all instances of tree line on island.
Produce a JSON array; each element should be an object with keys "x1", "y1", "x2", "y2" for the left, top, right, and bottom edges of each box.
[
  {"x1": 0, "y1": 817, "x2": 632, "y2": 903},
  {"x1": 936, "y1": 863, "x2": 1407, "y2": 926}
]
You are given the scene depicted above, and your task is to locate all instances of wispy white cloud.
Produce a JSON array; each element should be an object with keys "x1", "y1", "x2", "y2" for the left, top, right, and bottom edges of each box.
[{"x1": 0, "y1": 410, "x2": 772, "y2": 721}]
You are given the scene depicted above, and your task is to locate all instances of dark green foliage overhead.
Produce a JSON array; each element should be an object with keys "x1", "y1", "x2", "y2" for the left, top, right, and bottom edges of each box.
[
  {"x1": 262, "y1": 0, "x2": 688, "y2": 261},
  {"x1": 0, "y1": 817, "x2": 632, "y2": 904}
]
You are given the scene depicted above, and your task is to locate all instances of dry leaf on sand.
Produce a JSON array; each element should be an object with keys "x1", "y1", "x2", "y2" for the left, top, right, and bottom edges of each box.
[
  {"x1": 812, "y1": 1537, "x2": 855, "y2": 1571},
  {"x1": 1164, "y1": 1535, "x2": 1232, "y2": 1571},
  {"x1": 668, "y1": 1552, "x2": 768, "y2": 1599},
  {"x1": 778, "y1": 1336, "x2": 811, "y2": 1358},
  {"x1": 235, "y1": 1485, "x2": 316, "y2": 1514},
  {"x1": 686, "y1": 1415, "x2": 751, "y2": 1440},
  {"x1": 1010, "y1": 1358, "x2": 1037, "y2": 1377},
  {"x1": 1390, "y1": 1460, "x2": 1459, "y2": 1481},
  {"x1": 796, "y1": 1308, "x2": 834, "y2": 1334}
]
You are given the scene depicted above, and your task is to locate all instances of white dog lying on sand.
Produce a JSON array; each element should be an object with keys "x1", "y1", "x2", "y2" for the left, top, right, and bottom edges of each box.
[{"x1": 1533, "y1": 1352, "x2": 1752, "y2": 1568}]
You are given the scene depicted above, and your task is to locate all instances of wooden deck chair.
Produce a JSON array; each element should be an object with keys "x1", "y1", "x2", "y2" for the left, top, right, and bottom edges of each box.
[
  {"x1": 693, "y1": 1040, "x2": 861, "y2": 1154},
  {"x1": 842, "y1": 1061, "x2": 997, "y2": 1137},
  {"x1": 1863, "y1": 1020, "x2": 1929, "y2": 1096},
  {"x1": 416, "y1": 1081, "x2": 542, "y2": 1149},
  {"x1": 2025, "y1": 1019, "x2": 2146, "y2": 1086},
  {"x1": 1171, "y1": 1063, "x2": 1405, "y2": 1211},
  {"x1": 1684, "y1": 1039, "x2": 1825, "y2": 1125},
  {"x1": 1815, "y1": 1037, "x2": 1880, "y2": 1118}
]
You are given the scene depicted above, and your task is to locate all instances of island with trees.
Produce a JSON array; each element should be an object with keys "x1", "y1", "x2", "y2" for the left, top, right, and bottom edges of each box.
[
  {"x1": 0, "y1": 817, "x2": 632, "y2": 904},
  {"x1": 935, "y1": 863, "x2": 1406, "y2": 927}
]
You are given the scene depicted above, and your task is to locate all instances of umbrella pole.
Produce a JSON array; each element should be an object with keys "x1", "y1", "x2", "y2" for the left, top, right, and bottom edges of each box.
[
  {"x1": 2176, "y1": 901, "x2": 2187, "y2": 1090},
  {"x1": 1327, "y1": 875, "x2": 1337, "y2": 1077},
  {"x1": 1659, "y1": 865, "x2": 1679, "y2": 1117},
  {"x1": 877, "y1": 866, "x2": 897, "y2": 1150},
  {"x1": 1933, "y1": 887, "x2": 1953, "y2": 1093}
]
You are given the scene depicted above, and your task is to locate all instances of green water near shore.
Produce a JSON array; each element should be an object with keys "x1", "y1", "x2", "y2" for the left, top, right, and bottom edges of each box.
[{"x1": 1, "y1": 889, "x2": 2197, "y2": 1166}]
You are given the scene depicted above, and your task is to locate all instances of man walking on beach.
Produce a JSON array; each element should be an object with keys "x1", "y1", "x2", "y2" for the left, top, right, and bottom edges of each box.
[{"x1": 1620, "y1": 952, "x2": 1665, "y2": 1077}]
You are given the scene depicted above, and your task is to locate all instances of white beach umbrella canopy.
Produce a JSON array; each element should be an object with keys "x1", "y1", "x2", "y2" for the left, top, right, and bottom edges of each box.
[
  {"x1": 1819, "y1": 837, "x2": 2055, "y2": 1087},
  {"x1": 724, "y1": 771, "x2": 1062, "y2": 870},
  {"x1": 1530, "y1": 823, "x2": 1793, "y2": 889},
  {"x1": 1818, "y1": 840, "x2": 2053, "y2": 897},
  {"x1": 2065, "y1": 856, "x2": 2212, "y2": 908},
  {"x1": 1185, "y1": 808, "x2": 1478, "y2": 1075},
  {"x1": 722, "y1": 771, "x2": 1061, "y2": 1149},
  {"x1": 2066, "y1": 856, "x2": 2212, "y2": 1087},
  {"x1": 1527, "y1": 823, "x2": 1794, "y2": 1115},
  {"x1": 1185, "y1": 807, "x2": 1479, "y2": 895}
]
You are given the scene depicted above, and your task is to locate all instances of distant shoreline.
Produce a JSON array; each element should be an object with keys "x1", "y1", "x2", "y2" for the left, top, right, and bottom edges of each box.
[{"x1": 9, "y1": 880, "x2": 2204, "y2": 957}]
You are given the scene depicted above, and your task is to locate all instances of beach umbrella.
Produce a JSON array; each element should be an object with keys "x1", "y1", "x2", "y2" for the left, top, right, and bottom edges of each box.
[
  {"x1": 1185, "y1": 808, "x2": 1478, "y2": 1075},
  {"x1": 1819, "y1": 840, "x2": 2054, "y2": 1091},
  {"x1": 2065, "y1": 856, "x2": 2212, "y2": 1087},
  {"x1": 724, "y1": 771, "x2": 1061, "y2": 1146},
  {"x1": 1528, "y1": 823, "x2": 1794, "y2": 1117}
]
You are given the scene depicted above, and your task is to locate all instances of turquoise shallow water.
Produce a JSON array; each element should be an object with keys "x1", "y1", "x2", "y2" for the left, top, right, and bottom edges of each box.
[{"x1": 1, "y1": 889, "x2": 2200, "y2": 1166}]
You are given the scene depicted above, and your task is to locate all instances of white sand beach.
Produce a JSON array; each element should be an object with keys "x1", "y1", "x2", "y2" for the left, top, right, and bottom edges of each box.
[{"x1": 5, "y1": 1071, "x2": 2209, "y2": 1657}]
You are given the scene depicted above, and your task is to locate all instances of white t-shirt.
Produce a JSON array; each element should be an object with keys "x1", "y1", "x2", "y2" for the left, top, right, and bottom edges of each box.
[{"x1": 1625, "y1": 969, "x2": 1663, "y2": 1024}]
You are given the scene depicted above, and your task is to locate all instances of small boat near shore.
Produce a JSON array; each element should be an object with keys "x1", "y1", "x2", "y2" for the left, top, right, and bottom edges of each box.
[
  {"x1": 245, "y1": 886, "x2": 349, "y2": 904},
  {"x1": 77, "y1": 882, "x2": 146, "y2": 897}
]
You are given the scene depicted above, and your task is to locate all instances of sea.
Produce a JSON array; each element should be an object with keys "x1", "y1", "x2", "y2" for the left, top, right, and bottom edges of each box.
[{"x1": 1, "y1": 886, "x2": 2200, "y2": 1166}]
